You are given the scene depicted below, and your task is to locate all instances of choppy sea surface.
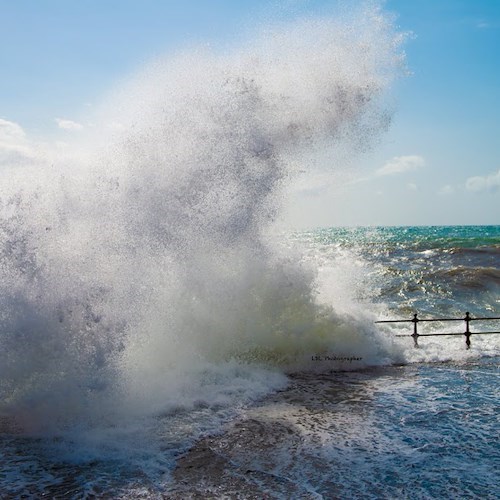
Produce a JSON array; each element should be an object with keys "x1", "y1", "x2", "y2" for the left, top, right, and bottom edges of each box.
[{"x1": 1, "y1": 225, "x2": 498, "y2": 498}]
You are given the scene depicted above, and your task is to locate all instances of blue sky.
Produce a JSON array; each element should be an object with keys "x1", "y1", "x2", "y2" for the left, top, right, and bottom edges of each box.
[{"x1": 0, "y1": 0, "x2": 499, "y2": 227}]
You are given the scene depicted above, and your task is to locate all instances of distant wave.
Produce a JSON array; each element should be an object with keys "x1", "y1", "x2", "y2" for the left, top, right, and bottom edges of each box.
[{"x1": 430, "y1": 266, "x2": 500, "y2": 290}]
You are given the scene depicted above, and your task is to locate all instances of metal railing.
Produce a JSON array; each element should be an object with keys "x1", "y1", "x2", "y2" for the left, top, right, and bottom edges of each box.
[{"x1": 376, "y1": 312, "x2": 500, "y2": 349}]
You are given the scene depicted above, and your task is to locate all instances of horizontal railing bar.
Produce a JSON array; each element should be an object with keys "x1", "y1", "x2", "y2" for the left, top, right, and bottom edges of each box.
[
  {"x1": 395, "y1": 334, "x2": 459, "y2": 337},
  {"x1": 376, "y1": 317, "x2": 500, "y2": 324},
  {"x1": 396, "y1": 331, "x2": 500, "y2": 338},
  {"x1": 469, "y1": 317, "x2": 500, "y2": 321},
  {"x1": 375, "y1": 319, "x2": 413, "y2": 323},
  {"x1": 417, "y1": 318, "x2": 466, "y2": 322},
  {"x1": 417, "y1": 333, "x2": 465, "y2": 337},
  {"x1": 376, "y1": 318, "x2": 465, "y2": 323}
]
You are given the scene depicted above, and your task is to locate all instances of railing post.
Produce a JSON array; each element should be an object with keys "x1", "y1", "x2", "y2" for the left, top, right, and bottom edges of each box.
[
  {"x1": 412, "y1": 313, "x2": 419, "y2": 348},
  {"x1": 464, "y1": 312, "x2": 471, "y2": 349}
]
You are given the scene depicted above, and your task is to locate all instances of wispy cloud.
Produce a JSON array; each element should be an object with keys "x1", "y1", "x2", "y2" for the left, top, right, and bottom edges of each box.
[
  {"x1": 55, "y1": 118, "x2": 84, "y2": 131},
  {"x1": 0, "y1": 118, "x2": 26, "y2": 141},
  {"x1": 348, "y1": 154, "x2": 426, "y2": 186},
  {"x1": 375, "y1": 155, "x2": 425, "y2": 176},
  {"x1": 438, "y1": 184, "x2": 455, "y2": 196},
  {"x1": 0, "y1": 118, "x2": 38, "y2": 166},
  {"x1": 469, "y1": 17, "x2": 500, "y2": 30},
  {"x1": 465, "y1": 169, "x2": 500, "y2": 193},
  {"x1": 290, "y1": 171, "x2": 336, "y2": 197}
]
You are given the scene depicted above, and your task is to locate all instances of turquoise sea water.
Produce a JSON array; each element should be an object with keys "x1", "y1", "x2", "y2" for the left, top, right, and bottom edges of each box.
[{"x1": 304, "y1": 225, "x2": 500, "y2": 317}]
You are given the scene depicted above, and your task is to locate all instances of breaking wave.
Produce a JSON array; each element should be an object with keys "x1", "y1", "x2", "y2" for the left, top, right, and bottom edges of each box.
[{"x1": 0, "y1": 4, "x2": 405, "y2": 433}]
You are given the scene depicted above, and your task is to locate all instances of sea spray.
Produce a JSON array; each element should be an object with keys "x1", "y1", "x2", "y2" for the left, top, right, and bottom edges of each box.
[{"x1": 0, "y1": 4, "x2": 405, "y2": 432}]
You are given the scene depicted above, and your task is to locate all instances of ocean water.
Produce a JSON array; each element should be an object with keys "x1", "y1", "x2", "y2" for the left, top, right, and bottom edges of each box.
[
  {"x1": 0, "y1": 221, "x2": 500, "y2": 499},
  {"x1": 1, "y1": 222, "x2": 498, "y2": 498},
  {"x1": 0, "y1": 3, "x2": 499, "y2": 498}
]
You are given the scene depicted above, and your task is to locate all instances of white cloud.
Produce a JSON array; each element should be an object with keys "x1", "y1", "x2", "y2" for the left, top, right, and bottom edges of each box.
[
  {"x1": 0, "y1": 144, "x2": 37, "y2": 166},
  {"x1": 376, "y1": 155, "x2": 425, "y2": 176},
  {"x1": 465, "y1": 169, "x2": 500, "y2": 193},
  {"x1": 55, "y1": 118, "x2": 84, "y2": 131},
  {"x1": 0, "y1": 118, "x2": 38, "y2": 166},
  {"x1": 290, "y1": 171, "x2": 336, "y2": 197},
  {"x1": 407, "y1": 182, "x2": 418, "y2": 191},
  {"x1": 0, "y1": 118, "x2": 26, "y2": 142},
  {"x1": 438, "y1": 184, "x2": 455, "y2": 195}
]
